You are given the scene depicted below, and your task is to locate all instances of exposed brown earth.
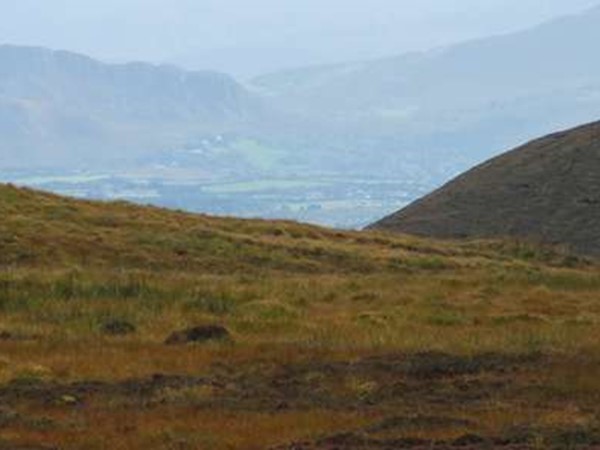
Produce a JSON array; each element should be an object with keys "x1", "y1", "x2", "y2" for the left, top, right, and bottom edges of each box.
[{"x1": 2, "y1": 351, "x2": 599, "y2": 449}]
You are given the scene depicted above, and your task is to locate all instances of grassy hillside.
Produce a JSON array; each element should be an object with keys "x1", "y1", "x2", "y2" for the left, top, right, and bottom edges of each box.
[
  {"x1": 7, "y1": 182, "x2": 582, "y2": 272},
  {"x1": 1, "y1": 184, "x2": 599, "y2": 449}
]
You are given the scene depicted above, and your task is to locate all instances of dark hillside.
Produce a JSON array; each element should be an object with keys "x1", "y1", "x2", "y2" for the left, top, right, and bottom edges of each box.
[{"x1": 370, "y1": 121, "x2": 600, "y2": 256}]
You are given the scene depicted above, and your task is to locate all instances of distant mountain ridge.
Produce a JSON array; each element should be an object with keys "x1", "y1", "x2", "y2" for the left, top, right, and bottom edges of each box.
[
  {"x1": 4, "y1": 5, "x2": 600, "y2": 174},
  {"x1": 0, "y1": 45, "x2": 262, "y2": 168},
  {"x1": 253, "y1": 5, "x2": 600, "y2": 164},
  {"x1": 254, "y1": 5, "x2": 600, "y2": 108},
  {"x1": 3, "y1": 6, "x2": 600, "y2": 226},
  {"x1": 369, "y1": 121, "x2": 600, "y2": 256}
]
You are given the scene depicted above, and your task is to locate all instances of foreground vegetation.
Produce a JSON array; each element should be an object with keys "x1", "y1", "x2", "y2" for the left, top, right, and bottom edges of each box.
[{"x1": 0, "y1": 184, "x2": 599, "y2": 449}]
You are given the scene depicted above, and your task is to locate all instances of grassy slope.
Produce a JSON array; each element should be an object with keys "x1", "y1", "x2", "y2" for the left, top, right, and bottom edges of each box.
[
  {"x1": 1, "y1": 183, "x2": 600, "y2": 449},
  {"x1": 0, "y1": 182, "x2": 585, "y2": 271}
]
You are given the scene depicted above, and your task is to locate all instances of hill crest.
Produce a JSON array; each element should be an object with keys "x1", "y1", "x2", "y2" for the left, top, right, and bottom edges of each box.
[{"x1": 369, "y1": 121, "x2": 600, "y2": 256}]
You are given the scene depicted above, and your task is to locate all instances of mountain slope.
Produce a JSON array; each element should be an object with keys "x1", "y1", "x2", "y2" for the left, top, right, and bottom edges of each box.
[
  {"x1": 255, "y1": 5, "x2": 600, "y2": 111},
  {"x1": 0, "y1": 45, "x2": 262, "y2": 168},
  {"x1": 254, "y1": 5, "x2": 600, "y2": 164},
  {"x1": 369, "y1": 121, "x2": 600, "y2": 256}
]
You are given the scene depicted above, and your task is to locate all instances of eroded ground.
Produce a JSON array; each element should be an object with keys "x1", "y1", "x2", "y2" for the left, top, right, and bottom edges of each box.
[
  {"x1": 1, "y1": 185, "x2": 600, "y2": 448},
  {"x1": 1, "y1": 347, "x2": 599, "y2": 449}
]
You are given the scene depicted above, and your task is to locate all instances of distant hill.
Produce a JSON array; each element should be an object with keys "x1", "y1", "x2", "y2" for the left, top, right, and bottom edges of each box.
[
  {"x1": 369, "y1": 121, "x2": 600, "y2": 256},
  {"x1": 5, "y1": 6, "x2": 600, "y2": 177},
  {"x1": 254, "y1": 5, "x2": 600, "y2": 165},
  {"x1": 4, "y1": 6, "x2": 600, "y2": 227},
  {"x1": 0, "y1": 45, "x2": 263, "y2": 169}
]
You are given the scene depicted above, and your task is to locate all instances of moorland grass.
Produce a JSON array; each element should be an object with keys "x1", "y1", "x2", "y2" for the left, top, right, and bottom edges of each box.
[{"x1": 1, "y1": 183, "x2": 599, "y2": 449}]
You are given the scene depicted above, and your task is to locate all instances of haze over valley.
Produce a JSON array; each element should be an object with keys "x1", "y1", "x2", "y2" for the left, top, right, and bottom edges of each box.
[{"x1": 2, "y1": 2, "x2": 600, "y2": 227}]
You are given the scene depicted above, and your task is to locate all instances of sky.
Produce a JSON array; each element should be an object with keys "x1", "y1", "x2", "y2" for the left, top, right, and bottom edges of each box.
[{"x1": 1, "y1": 0, "x2": 599, "y2": 77}]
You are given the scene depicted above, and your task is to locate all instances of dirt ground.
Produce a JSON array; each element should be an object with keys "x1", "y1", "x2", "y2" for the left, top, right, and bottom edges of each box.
[{"x1": 1, "y1": 350, "x2": 598, "y2": 449}]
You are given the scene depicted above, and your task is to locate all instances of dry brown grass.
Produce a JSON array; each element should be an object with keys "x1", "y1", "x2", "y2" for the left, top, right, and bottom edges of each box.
[{"x1": 0, "y1": 184, "x2": 599, "y2": 449}]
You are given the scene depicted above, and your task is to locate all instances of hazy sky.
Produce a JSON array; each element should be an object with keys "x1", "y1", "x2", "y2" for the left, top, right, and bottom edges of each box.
[{"x1": 1, "y1": 0, "x2": 599, "y2": 77}]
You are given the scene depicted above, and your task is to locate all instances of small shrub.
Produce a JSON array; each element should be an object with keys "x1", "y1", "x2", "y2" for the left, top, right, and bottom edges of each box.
[
  {"x1": 100, "y1": 320, "x2": 136, "y2": 336},
  {"x1": 425, "y1": 310, "x2": 469, "y2": 326}
]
